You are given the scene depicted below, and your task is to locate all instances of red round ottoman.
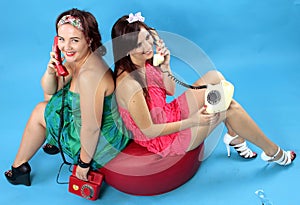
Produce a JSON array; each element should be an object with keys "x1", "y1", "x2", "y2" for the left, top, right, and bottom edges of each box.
[{"x1": 99, "y1": 141, "x2": 204, "y2": 196}]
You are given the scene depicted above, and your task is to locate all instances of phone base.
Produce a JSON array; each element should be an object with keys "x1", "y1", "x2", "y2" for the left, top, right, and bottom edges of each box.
[
  {"x1": 68, "y1": 166, "x2": 104, "y2": 201},
  {"x1": 205, "y1": 80, "x2": 234, "y2": 113}
]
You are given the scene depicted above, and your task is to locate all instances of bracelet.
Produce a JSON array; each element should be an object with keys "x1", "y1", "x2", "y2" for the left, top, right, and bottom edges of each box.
[{"x1": 78, "y1": 157, "x2": 91, "y2": 168}]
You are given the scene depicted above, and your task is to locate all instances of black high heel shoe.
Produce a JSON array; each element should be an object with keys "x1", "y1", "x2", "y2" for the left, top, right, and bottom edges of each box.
[
  {"x1": 5, "y1": 162, "x2": 31, "y2": 186},
  {"x1": 43, "y1": 143, "x2": 60, "y2": 155}
]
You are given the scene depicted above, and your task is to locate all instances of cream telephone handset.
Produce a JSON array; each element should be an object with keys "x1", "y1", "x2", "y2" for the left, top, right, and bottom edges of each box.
[
  {"x1": 152, "y1": 34, "x2": 234, "y2": 113},
  {"x1": 152, "y1": 32, "x2": 165, "y2": 67},
  {"x1": 153, "y1": 53, "x2": 165, "y2": 67}
]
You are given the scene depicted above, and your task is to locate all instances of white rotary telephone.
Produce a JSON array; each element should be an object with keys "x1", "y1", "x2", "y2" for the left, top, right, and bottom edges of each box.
[
  {"x1": 204, "y1": 80, "x2": 234, "y2": 113},
  {"x1": 153, "y1": 53, "x2": 234, "y2": 113}
]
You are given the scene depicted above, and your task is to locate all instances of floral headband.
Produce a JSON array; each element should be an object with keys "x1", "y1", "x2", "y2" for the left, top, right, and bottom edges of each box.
[
  {"x1": 126, "y1": 12, "x2": 145, "y2": 23},
  {"x1": 57, "y1": 15, "x2": 83, "y2": 31}
]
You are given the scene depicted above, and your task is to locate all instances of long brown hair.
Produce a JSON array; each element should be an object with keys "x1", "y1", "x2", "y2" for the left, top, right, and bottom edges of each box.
[
  {"x1": 111, "y1": 14, "x2": 156, "y2": 96},
  {"x1": 56, "y1": 8, "x2": 106, "y2": 55}
]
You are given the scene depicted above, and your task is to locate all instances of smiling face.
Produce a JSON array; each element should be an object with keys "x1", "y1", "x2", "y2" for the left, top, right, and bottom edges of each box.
[
  {"x1": 129, "y1": 27, "x2": 154, "y2": 66},
  {"x1": 57, "y1": 23, "x2": 90, "y2": 65}
]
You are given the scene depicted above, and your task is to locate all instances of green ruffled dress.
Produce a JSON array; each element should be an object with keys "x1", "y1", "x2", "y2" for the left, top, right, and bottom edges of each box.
[{"x1": 44, "y1": 81, "x2": 131, "y2": 169}]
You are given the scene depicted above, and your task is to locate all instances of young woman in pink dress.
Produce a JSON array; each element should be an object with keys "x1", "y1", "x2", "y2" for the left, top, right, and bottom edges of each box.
[{"x1": 111, "y1": 12, "x2": 296, "y2": 165}]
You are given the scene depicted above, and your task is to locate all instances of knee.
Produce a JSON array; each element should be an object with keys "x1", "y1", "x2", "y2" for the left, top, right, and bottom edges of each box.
[
  {"x1": 214, "y1": 70, "x2": 225, "y2": 81},
  {"x1": 36, "y1": 101, "x2": 47, "y2": 110},
  {"x1": 205, "y1": 70, "x2": 225, "y2": 84}
]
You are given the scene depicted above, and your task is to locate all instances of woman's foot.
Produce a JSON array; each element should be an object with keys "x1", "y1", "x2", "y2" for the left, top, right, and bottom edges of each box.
[
  {"x1": 43, "y1": 143, "x2": 60, "y2": 155},
  {"x1": 261, "y1": 147, "x2": 296, "y2": 166},
  {"x1": 5, "y1": 162, "x2": 31, "y2": 186},
  {"x1": 223, "y1": 133, "x2": 257, "y2": 159}
]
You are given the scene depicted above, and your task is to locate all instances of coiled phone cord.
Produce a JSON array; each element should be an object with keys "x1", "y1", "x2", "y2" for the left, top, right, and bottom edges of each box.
[
  {"x1": 161, "y1": 70, "x2": 207, "y2": 90},
  {"x1": 56, "y1": 76, "x2": 73, "y2": 184}
]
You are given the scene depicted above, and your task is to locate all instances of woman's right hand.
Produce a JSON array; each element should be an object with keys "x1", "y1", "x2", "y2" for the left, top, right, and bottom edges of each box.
[
  {"x1": 75, "y1": 165, "x2": 90, "y2": 181},
  {"x1": 190, "y1": 106, "x2": 220, "y2": 127},
  {"x1": 46, "y1": 51, "x2": 61, "y2": 75},
  {"x1": 41, "y1": 51, "x2": 64, "y2": 95}
]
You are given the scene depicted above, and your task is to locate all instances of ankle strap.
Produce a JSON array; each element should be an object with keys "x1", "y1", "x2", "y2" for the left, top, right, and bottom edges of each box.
[
  {"x1": 261, "y1": 147, "x2": 281, "y2": 162},
  {"x1": 269, "y1": 147, "x2": 281, "y2": 161}
]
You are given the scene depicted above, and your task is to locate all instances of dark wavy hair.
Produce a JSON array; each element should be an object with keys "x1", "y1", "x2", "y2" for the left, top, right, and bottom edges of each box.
[
  {"x1": 111, "y1": 14, "x2": 155, "y2": 79},
  {"x1": 56, "y1": 8, "x2": 106, "y2": 55}
]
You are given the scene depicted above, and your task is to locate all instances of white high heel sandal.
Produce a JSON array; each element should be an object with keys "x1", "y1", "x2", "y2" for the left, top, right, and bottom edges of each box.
[
  {"x1": 223, "y1": 133, "x2": 257, "y2": 159},
  {"x1": 261, "y1": 147, "x2": 296, "y2": 166}
]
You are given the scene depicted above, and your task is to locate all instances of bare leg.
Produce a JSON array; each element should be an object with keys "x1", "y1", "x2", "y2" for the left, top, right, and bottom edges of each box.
[
  {"x1": 184, "y1": 70, "x2": 251, "y2": 150},
  {"x1": 183, "y1": 70, "x2": 294, "y2": 163},
  {"x1": 224, "y1": 120, "x2": 236, "y2": 137},
  {"x1": 224, "y1": 120, "x2": 244, "y2": 145},
  {"x1": 188, "y1": 100, "x2": 295, "y2": 164},
  {"x1": 225, "y1": 100, "x2": 294, "y2": 161},
  {"x1": 12, "y1": 102, "x2": 47, "y2": 167},
  {"x1": 187, "y1": 113, "x2": 225, "y2": 151}
]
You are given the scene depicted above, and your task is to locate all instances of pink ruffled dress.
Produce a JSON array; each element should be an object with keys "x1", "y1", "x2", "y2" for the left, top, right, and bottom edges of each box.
[{"x1": 118, "y1": 63, "x2": 192, "y2": 157}]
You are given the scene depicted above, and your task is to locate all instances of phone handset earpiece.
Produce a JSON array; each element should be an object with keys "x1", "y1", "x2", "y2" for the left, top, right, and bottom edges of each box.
[
  {"x1": 53, "y1": 36, "x2": 69, "y2": 77},
  {"x1": 153, "y1": 53, "x2": 164, "y2": 66},
  {"x1": 152, "y1": 32, "x2": 165, "y2": 67}
]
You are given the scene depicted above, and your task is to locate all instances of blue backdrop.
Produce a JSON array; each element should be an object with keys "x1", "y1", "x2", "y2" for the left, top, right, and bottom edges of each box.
[{"x1": 0, "y1": 0, "x2": 299, "y2": 204}]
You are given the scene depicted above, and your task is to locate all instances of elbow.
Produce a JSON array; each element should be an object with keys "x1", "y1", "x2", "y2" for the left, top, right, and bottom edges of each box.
[
  {"x1": 167, "y1": 88, "x2": 175, "y2": 96},
  {"x1": 82, "y1": 126, "x2": 101, "y2": 135},
  {"x1": 42, "y1": 88, "x2": 56, "y2": 96},
  {"x1": 166, "y1": 83, "x2": 176, "y2": 96},
  {"x1": 141, "y1": 125, "x2": 161, "y2": 139},
  {"x1": 141, "y1": 130, "x2": 155, "y2": 139},
  {"x1": 41, "y1": 76, "x2": 58, "y2": 95}
]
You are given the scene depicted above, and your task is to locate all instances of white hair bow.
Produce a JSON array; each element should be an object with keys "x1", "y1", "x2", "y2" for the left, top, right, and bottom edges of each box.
[{"x1": 127, "y1": 12, "x2": 145, "y2": 23}]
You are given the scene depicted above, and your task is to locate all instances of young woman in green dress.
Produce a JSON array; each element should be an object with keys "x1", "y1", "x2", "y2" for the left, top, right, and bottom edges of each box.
[{"x1": 4, "y1": 8, "x2": 131, "y2": 186}]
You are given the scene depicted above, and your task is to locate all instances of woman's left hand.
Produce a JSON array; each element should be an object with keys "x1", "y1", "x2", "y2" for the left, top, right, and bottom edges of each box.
[{"x1": 75, "y1": 166, "x2": 90, "y2": 181}]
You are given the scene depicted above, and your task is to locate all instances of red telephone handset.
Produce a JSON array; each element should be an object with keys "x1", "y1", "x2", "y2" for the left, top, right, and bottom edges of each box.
[{"x1": 53, "y1": 36, "x2": 69, "y2": 76}]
